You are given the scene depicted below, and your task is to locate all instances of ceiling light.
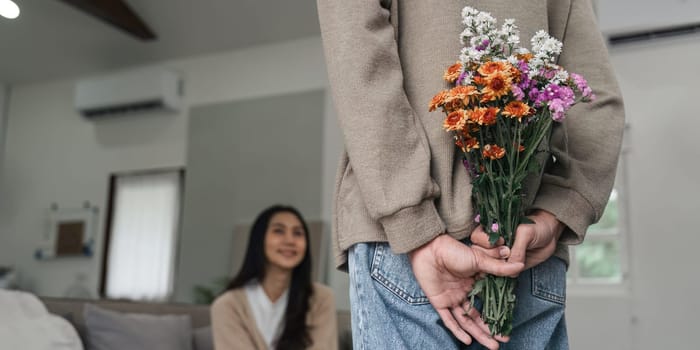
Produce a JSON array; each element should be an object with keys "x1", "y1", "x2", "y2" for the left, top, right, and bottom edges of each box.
[{"x1": 0, "y1": 0, "x2": 20, "y2": 19}]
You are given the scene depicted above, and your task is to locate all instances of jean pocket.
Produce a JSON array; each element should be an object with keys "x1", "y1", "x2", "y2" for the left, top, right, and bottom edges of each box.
[
  {"x1": 370, "y1": 243, "x2": 429, "y2": 305},
  {"x1": 531, "y1": 256, "x2": 567, "y2": 305}
]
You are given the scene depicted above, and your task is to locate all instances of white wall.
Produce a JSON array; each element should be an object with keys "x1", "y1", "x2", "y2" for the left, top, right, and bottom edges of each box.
[
  {"x1": 608, "y1": 34, "x2": 700, "y2": 349},
  {"x1": 0, "y1": 83, "x2": 7, "y2": 197},
  {"x1": 0, "y1": 36, "x2": 350, "y2": 308},
  {"x1": 566, "y1": 33, "x2": 700, "y2": 349},
  {"x1": 597, "y1": 0, "x2": 700, "y2": 35}
]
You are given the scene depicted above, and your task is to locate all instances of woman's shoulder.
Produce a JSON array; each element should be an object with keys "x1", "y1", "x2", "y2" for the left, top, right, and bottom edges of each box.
[
  {"x1": 211, "y1": 288, "x2": 247, "y2": 312},
  {"x1": 311, "y1": 282, "x2": 335, "y2": 305}
]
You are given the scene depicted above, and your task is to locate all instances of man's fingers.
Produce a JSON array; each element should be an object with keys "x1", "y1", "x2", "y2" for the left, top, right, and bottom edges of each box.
[
  {"x1": 508, "y1": 227, "x2": 533, "y2": 265},
  {"x1": 472, "y1": 244, "x2": 511, "y2": 259},
  {"x1": 474, "y1": 249, "x2": 524, "y2": 277},
  {"x1": 451, "y1": 307, "x2": 500, "y2": 350},
  {"x1": 461, "y1": 301, "x2": 509, "y2": 343},
  {"x1": 470, "y1": 227, "x2": 492, "y2": 248},
  {"x1": 494, "y1": 333, "x2": 510, "y2": 343},
  {"x1": 471, "y1": 227, "x2": 506, "y2": 248},
  {"x1": 437, "y1": 309, "x2": 472, "y2": 345}
]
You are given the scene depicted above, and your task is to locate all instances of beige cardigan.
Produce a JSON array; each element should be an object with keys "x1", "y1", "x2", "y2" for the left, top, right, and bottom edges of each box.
[
  {"x1": 211, "y1": 282, "x2": 338, "y2": 350},
  {"x1": 317, "y1": 0, "x2": 625, "y2": 268}
]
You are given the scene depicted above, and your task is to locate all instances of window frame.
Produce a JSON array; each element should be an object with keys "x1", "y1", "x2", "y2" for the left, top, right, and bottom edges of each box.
[
  {"x1": 98, "y1": 167, "x2": 185, "y2": 300},
  {"x1": 567, "y1": 141, "x2": 631, "y2": 294}
]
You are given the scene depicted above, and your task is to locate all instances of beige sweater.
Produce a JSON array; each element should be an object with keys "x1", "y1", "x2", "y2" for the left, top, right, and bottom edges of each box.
[
  {"x1": 317, "y1": 0, "x2": 625, "y2": 268},
  {"x1": 211, "y1": 282, "x2": 338, "y2": 350}
]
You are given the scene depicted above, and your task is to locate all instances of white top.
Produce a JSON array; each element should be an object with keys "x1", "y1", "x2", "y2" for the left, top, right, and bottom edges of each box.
[{"x1": 244, "y1": 281, "x2": 289, "y2": 349}]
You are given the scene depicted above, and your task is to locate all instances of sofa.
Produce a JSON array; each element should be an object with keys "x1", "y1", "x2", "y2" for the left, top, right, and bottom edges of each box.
[{"x1": 41, "y1": 297, "x2": 352, "y2": 350}]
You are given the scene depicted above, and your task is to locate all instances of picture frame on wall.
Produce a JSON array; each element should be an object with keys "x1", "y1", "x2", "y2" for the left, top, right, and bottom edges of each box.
[{"x1": 35, "y1": 205, "x2": 97, "y2": 259}]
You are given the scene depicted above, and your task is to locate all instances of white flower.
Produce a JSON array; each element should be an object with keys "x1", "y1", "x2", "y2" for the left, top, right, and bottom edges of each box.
[
  {"x1": 461, "y1": 6, "x2": 479, "y2": 21},
  {"x1": 460, "y1": 28, "x2": 475, "y2": 44},
  {"x1": 531, "y1": 30, "x2": 562, "y2": 63},
  {"x1": 460, "y1": 47, "x2": 485, "y2": 62},
  {"x1": 531, "y1": 30, "x2": 549, "y2": 50},
  {"x1": 508, "y1": 34, "x2": 520, "y2": 44},
  {"x1": 470, "y1": 35, "x2": 486, "y2": 48},
  {"x1": 500, "y1": 19, "x2": 518, "y2": 35},
  {"x1": 516, "y1": 47, "x2": 530, "y2": 55},
  {"x1": 552, "y1": 69, "x2": 569, "y2": 84},
  {"x1": 528, "y1": 57, "x2": 545, "y2": 78},
  {"x1": 475, "y1": 12, "x2": 496, "y2": 34},
  {"x1": 507, "y1": 55, "x2": 519, "y2": 65}
]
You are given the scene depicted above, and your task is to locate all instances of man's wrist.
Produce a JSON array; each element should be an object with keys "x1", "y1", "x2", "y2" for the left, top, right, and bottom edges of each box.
[{"x1": 532, "y1": 209, "x2": 565, "y2": 240}]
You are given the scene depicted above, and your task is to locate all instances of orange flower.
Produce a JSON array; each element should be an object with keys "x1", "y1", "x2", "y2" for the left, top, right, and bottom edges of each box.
[
  {"x1": 518, "y1": 144, "x2": 525, "y2": 152},
  {"x1": 449, "y1": 85, "x2": 479, "y2": 106},
  {"x1": 456, "y1": 133, "x2": 480, "y2": 152},
  {"x1": 443, "y1": 62, "x2": 463, "y2": 83},
  {"x1": 429, "y1": 90, "x2": 449, "y2": 112},
  {"x1": 478, "y1": 61, "x2": 519, "y2": 82},
  {"x1": 502, "y1": 101, "x2": 532, "y2": 119},
  {"x1": 478, "y1": 61, "x2": 508, "y2": 76},
  {"x1": 516, "y1": 52, "x2": 534, "y2": 62},
  {"x1": 481, "y1": 72, "x2": 512, "y2": 102},
  {"x1": 443, "y1": 98, "x2": 464, "y2": 113},
  {"x1": 469, "y1": 107, "x2": 499, "y2": 126},
  {"x1": 443, "y1": 110, "x2": 467, "y2": 131},
  {"x1": 482, "y1": 144, "x2": 506, "y2": 160}
]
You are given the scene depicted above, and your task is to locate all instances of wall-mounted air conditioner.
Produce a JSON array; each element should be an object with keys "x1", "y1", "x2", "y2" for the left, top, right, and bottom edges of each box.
[
  {"x1": 597, "y1": 0, "x2": 700, "y2": 43},
  {"x1": 74, "y1": 68, "x2": 183, "y2": 117}
]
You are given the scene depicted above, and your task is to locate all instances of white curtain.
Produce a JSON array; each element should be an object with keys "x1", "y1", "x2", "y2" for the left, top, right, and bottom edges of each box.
[{"x1": 105, "y1": 171, "x2": 181, "y2": 301}]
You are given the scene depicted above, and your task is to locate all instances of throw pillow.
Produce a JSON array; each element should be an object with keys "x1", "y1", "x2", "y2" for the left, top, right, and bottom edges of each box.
[{"x1": 83, "y1": 303, "x2": 192, "y2": 350}]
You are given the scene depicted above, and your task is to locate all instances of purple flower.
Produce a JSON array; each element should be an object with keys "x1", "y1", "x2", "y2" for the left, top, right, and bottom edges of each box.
[
  {"x1": 475, "y1": 39, "x2": 491, "y2": 51},
  {"x1": 491, "y1": 222, "x2": 499, "y2": 232},
  {"x1": 511, "y1": 85, "x2": 524, "y2": 100},
  {"x1": 456, "y1": 71, "x2": 468, "y2": 86},
  {"x1": 549, "y1": 98, "x2": 566, "y2": 121},
  {"x1": 541, "y1": 84, "x2": 574, "y2": 105},
  {"x1": 463, "y1": 158, "x2": 478, "y2": 178},
  {"x1": 474, "y1": 214, "x2": 481, "y2": 223},
  {"x1": 544, "y1": 69, "x2": 557, "y2": 80},
  {"x1": 517, "y1": 60, "x2": 529, "y2": 74},
  {"x1": 571, "y1": 73, "x2": 594, "y2": 99}
]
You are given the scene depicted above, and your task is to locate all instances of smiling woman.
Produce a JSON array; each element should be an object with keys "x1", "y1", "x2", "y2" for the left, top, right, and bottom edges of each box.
[{"x1": 211, "y1": 205, "x2": 338, "y2": 350}]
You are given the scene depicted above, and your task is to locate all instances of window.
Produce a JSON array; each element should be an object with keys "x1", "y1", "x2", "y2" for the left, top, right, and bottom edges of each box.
[
  {"x1": 100, "y1": 169, "x2": 183, "y2": 301},
  {"x1": 568, "y1": 154, "x2": 628, "y2": 287}
]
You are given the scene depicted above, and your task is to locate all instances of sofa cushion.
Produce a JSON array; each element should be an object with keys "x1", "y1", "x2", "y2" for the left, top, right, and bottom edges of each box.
[
  {"x1": 192, "y1": 326, "x2": 213, "y2": 350},
  {"x1": 84, "y1": 303, "x2": 192, "y2": 350}
]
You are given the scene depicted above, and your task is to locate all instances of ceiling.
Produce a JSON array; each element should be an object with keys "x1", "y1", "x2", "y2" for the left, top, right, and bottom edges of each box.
[{"x1": 0, "y1": 0, "x2": 321, "y2": 84}]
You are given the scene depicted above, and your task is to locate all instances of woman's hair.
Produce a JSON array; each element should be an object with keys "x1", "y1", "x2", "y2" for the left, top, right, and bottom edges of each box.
[{"x1": 226, "y1": 204, "x2": 313, "y2": 350}]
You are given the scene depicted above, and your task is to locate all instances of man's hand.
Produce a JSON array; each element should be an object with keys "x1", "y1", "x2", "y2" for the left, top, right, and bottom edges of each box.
[
  {"x1": 470, "y1": 210, "x2": 565, "y2": 270},
  {"x1": 408, "y1": 234, "x2": 523, "y2": 349}
]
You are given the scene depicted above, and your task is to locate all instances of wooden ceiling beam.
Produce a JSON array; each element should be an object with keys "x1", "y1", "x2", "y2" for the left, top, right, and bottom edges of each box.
[{"x1": 57, "y1": 0, "x2": 156, "y2": 41}]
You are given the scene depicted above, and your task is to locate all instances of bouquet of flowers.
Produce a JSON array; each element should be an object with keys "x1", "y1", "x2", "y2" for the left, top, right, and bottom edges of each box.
[{"x1": 429, "y1": 7, "x2": 594, "y2": 336}]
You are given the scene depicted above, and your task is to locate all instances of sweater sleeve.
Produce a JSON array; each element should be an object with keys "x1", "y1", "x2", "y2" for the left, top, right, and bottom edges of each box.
[
  {"x1": 530, "y1": 0, "x2": 625, "y2": 244},
  {"x1": 308, "y1": 284, "x2": 338, "y2": 350},
  {"x1": 317, "y1": 0, "x2": 446, "y2": 253},
  {"x1": 211, "y1": 292, "x2": 260, "y2": 350}
]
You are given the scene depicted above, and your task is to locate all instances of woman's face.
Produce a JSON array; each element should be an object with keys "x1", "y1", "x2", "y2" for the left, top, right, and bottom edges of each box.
[{"x1": 264, "y1": 211, "x2": 307, "y2": 272}]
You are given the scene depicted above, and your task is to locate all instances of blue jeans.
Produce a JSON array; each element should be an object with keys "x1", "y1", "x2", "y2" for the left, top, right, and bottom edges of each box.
[{"x1": 348, "y1": 242, "x2": 568, "y2": 350}]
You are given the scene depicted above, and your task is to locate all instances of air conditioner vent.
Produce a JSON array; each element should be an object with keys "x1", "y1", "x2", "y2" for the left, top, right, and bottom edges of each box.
[
  {"x1": 75, "y1": 68, "x2": 182, "y2": 118},
  {"x1": 609, "y1": 22, "x2": 700, "y2": 45}
]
